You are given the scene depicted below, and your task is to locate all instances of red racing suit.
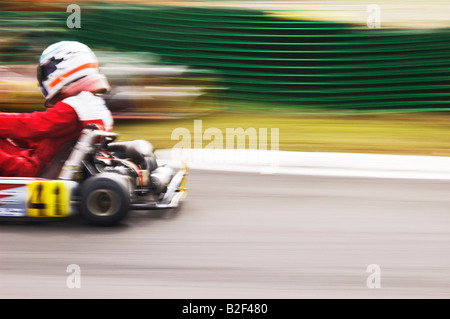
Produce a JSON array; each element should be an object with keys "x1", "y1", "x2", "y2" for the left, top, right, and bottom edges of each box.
[{"x1": 0, "y1": 91, "x2": 113, "y2": 177}]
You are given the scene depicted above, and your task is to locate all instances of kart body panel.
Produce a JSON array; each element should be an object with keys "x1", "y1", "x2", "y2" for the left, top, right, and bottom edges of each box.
[{"x1": 0, "y1": 178, "x2": 78, "y2": 218}]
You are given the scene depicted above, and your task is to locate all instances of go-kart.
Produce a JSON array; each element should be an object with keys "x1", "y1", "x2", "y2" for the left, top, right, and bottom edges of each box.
[{"x1": 0, "y1": 127, "x2": 187, "y2": 226}]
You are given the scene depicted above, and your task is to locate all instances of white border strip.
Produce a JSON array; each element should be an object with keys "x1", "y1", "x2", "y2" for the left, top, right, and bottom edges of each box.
[{"x1": 155, "y1": 148, "x2": 450, "y2": 180}]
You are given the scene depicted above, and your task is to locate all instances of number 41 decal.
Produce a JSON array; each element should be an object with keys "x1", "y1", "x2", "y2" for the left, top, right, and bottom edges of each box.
[{"x1": 27, "y1": 181, "x2": 70, "y2": 217}]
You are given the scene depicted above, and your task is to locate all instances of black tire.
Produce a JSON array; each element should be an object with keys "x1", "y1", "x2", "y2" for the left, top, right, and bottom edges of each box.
[{"x1": 80, "y1": 174, "x2": 130, "y2": 226}]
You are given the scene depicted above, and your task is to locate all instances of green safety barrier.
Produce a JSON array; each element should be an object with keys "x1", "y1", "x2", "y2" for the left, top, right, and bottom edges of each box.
[{"x1": 1, "y1": 2, "x2": 450, "y2": 111}]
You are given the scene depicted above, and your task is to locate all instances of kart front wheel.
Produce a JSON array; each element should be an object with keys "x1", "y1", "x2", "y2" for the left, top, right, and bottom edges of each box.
[{"x1": 80, "y1": 174, "x2": 130, "y2": 226}]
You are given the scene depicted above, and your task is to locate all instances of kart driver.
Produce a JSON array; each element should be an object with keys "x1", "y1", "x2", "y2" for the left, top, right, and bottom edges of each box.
[{"x1": 0, "y1": 41, "x2": 113, "y2": 177}]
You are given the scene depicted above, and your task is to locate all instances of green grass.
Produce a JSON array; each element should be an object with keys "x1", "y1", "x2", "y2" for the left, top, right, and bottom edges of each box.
[{"x1": 113, "y1": 110, "x2": 450, "y2": 157}]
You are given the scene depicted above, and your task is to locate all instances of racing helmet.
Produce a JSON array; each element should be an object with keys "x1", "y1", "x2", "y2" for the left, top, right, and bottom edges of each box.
[{"x1": 37, "y1": 41, "x2": 110, "y2": 106}]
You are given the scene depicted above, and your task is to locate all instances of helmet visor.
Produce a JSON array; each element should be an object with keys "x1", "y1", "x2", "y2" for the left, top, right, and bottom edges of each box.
[{"x1": 37, "y1": 57, "x2": 63, "y2": 93}]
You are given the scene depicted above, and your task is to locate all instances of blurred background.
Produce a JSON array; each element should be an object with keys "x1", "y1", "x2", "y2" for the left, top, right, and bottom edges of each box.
[
  {"x1": 1, "y1": 0, "x2": 450, "y2": 152},
  {"x1": 3, "y1": 0, "x2": 450, "y2": 300}
]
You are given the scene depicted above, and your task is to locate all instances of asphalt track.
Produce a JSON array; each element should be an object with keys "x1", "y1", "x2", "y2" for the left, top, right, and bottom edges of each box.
[{"x1": 1, "y1": 169, "x2": 450, "y2": 299}]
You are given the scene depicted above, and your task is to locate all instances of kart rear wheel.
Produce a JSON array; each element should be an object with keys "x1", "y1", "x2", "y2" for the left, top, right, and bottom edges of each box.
[{"x1": 80, "y1": 174, "x2": 130, "y2": 226}]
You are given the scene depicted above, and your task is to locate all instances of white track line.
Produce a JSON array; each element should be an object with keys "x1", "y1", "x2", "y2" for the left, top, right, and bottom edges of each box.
[{"x1": 155, "y1": 148, "x2": 450, "y2": 180}]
